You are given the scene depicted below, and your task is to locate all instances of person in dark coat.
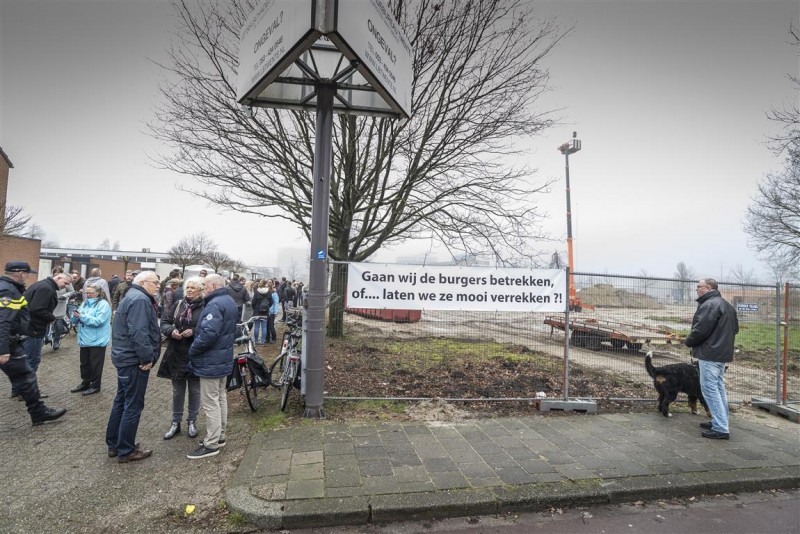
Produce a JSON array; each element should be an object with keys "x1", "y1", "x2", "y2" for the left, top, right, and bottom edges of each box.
[
  {"x1": 157, "y1": 277, "x2": 205, "y2": 440},
  {"x1": 684, "y1": 278, "x2": 739, "y2": 440},
  {"x1": 17, "y1": 272, "x2": 72, "y2": 397},
  {"x1": 0, "y1": 261, "x2": 67, "y2": 425},
  {"x1": 105, "y1": 272, "x2": 161, "y2": 463},
  {"x1": 186, "y1": 274, "x2": 236, "y2": 459}
]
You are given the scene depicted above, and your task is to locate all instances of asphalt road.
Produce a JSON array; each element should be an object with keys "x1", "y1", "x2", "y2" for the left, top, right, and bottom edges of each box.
[{"x1": 289, "y1": 489, "x2": 800, "y2": 534}]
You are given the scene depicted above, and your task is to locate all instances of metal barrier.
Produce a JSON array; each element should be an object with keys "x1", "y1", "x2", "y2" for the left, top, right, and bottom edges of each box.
[{"x1": 323, "y1": 262, "x2": 798, "y2": 407}]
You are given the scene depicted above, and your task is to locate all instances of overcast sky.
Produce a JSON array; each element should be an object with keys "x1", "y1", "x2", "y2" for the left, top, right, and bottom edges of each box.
[{"x1": 1, "y1": 0, "x2": 797, "y2": 281}]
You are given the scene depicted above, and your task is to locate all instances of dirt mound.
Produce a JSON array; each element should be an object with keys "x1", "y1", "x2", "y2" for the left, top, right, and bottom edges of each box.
[
  {"x1": 578, "y1": 284, "x2": 662, "y2": 309},
  {"x1": 405, "y1": 398, "x2": 471, "y2": 422}
]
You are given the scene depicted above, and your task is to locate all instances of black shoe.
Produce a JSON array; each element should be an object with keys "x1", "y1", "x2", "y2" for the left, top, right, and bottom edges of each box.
[
  {"x1": 82, "y1": 387, "x2": 100, "y2": 396},
  {"x1": 702, "y1": 429, "x2": 730, "y2": 440},
  {"x1": 700, "y1": 422, "x2": 712, "y2": 430},
  {"x1": 164, "y1": 422, "x2": 181, "y2": 440},
  {"x1": 187, "y1": 445, "x2": 219, "y2": 459},
  {"x1": 32, "y1": 407, "x2": 67, "y2": 426},
  {"x1": 71, "y1": 384, "x2": 89, "y2": 393}
]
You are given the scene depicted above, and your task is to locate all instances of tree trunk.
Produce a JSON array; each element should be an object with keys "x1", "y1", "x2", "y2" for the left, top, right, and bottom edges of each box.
[{"x1": 326, "y1": 261, "x2": 348, "y2": 338}]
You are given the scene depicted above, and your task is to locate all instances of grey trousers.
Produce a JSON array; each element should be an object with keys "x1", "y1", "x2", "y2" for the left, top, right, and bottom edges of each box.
[{"x1": 171, "y1": 378, "x2": 201, "y2": 423}]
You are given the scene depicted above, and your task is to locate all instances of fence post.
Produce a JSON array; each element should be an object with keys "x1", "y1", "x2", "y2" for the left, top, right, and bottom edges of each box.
[
  {"x1": 563, "y1": 266, "x2": 571, "y2": 401},
  {"x1": 782, "y1": 282, "x2": 790, "y2": 405}
]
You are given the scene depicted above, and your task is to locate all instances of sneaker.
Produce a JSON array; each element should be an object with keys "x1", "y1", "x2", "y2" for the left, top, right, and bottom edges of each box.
[
  {"x1": 701, "y1": 429, "x2": 730, "y2": 440},
  {"x1": 197, "y1": 439, "x2": 225, "y2": 448},
  {"x1": 699, "y1": 422, "x2": 712, "y2": 430},
  {"x1": 187, "y1": 445, "x2": 219, "y2": 459}
]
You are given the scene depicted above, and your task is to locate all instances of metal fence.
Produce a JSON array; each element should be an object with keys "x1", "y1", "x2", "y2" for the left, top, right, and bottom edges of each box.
[{"x1": 323, "y1": 262, "x2": 798, "y2": 407}]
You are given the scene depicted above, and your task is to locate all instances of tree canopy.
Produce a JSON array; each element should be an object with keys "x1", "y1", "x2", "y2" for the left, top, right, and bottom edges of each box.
[{"x1": 149, "y1": 0, "x2": 567, "y2": 266}]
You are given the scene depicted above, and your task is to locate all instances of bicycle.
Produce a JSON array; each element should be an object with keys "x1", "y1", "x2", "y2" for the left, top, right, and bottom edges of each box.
[
  {"x1": 268, "y1": 308, "x2": 303, "y2": 412},
  {"x1": 232, "y1": 316, "x2": 271, "y2": 411}
]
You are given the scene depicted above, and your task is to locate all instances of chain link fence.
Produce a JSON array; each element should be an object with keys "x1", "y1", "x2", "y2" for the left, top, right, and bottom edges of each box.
[{"x1": 323, "y1": 262, "x2": 798, "y2": 407}]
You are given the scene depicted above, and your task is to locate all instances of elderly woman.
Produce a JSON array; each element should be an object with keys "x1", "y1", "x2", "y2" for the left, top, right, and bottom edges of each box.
[
  {"x1": 157, "y1": 276, "x2": 205, "y2": 440},
  {"x1": 69, "y1": 282, "x2": 112, "y2": 396}
]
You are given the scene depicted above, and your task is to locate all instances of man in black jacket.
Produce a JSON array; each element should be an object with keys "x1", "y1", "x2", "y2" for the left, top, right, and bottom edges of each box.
[
  {"x1": 0, "y1": 261, "x2": 67, "y2": 425},
  {"x1": 15, "y1": 271, "x2": 72, "y2": 397},
  {"x1": 684, "y1": 278, "x2": 739, "y2": 440}
]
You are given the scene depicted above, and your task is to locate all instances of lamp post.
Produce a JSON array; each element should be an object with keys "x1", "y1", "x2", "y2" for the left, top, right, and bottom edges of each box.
[{"x1": 558, "y1": 131, "x2": 581, "y2": 312}]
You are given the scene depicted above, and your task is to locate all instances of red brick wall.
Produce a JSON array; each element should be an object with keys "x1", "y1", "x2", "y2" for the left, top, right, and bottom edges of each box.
[{"x1": 0, "y1": 235, "x2": 41, "y2": 274}]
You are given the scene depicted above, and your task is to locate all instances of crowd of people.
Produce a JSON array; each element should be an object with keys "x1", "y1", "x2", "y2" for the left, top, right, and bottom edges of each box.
[{"x1": 0, "y1": 260, "x2": 306, "y2": 463}]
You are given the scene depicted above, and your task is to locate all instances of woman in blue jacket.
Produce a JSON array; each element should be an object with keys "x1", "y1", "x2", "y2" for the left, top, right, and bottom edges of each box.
[{"x1": 69, "y1": 282, "x2": 112, "y2": 396}]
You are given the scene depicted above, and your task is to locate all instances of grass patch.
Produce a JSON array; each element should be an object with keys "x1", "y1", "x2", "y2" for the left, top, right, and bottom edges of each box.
[
  {"x1": 255, "y1": 411, "x2": 288, "y2": 430},
  {"x1": 226, "y1": 511, "x2": 248, "y2": 527}
]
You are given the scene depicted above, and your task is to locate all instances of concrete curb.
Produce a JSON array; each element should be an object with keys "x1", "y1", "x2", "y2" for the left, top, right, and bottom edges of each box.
[{"x1": 225, "y1": 468, "x2": 800, "y2": 529}]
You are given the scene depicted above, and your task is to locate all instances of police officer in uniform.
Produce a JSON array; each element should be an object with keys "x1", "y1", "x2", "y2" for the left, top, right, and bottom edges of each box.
[{"x1": 0, "y1": 261, "x2": 67, "y2": 425}]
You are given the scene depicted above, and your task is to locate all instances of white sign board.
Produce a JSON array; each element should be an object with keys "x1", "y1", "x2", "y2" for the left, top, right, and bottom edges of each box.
[
  {"x1": 237, "y1": 0, "x2": 313, "y2": 102},
  {"x1": 334, "y1": 0, "x2": 413, "y2": 116},
  {"x1": 736, "y1": 303, "x2": 759, "y2": 312},
  {"x1": 347, "y1": 263, "x2": 567, "y2": 312}
]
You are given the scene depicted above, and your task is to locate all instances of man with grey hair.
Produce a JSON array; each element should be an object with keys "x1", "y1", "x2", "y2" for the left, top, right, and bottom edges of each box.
[
  {"x1": 187, "y1": 273, "x2": 237, "y2": 459},
  {"x1": 685, "y1": 278, "x2": 739, "y2": 440},
  {"x1": 105, "y1": 271, "x2": 162, "y2": 463},
  {"x1": 14, "y1": 271, "x2": 73, "y2": 398},
  {"x1": 84, "y1": 267, "x2": 111, "y2": 304}
]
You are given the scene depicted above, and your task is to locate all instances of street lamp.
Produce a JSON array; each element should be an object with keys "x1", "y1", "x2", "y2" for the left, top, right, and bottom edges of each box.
[{"x1": 558, "y1": 131, "x2": 581, "y2": 312}]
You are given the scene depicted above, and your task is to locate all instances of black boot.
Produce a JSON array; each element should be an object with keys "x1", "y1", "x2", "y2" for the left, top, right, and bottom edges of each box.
[
  {"x1": 187, "y1": 420, "x2": 198, "y2": 439},
  {"x1": 164, "y1": 422, "x2": 181, "y2": 440}
]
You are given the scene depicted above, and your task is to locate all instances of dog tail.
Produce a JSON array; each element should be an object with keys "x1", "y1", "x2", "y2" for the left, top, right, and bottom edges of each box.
[{"x1": 645, "y1": 351, "x2": 656, "y2": 378}]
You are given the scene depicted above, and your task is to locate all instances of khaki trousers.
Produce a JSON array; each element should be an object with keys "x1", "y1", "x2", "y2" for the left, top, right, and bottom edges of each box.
[{"x1": 199, "y1": 376, "x2": 227, "y2": 448}]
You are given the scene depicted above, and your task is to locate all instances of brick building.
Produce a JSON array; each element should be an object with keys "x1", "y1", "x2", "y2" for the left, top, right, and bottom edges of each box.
[{"x1": 0, "y1": 146, "x2": 42, "y2": 271}]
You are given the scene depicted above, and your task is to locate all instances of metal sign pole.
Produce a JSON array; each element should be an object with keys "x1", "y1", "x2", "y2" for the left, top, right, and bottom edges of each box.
[{"x1": 303, "y1": 81, "x2": 336, "y2": 419}]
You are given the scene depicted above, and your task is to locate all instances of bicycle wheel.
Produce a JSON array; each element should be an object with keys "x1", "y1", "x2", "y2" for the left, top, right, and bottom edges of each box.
[
  {"x1": 242, "y1": 363, "x2": 259, "y2": 412},
  {"x1": 268, "y1": 353, "x2": 286, "y2": 389},
  {"x1": 280, "y1": 359, "x2": 298, "y2": 412}
]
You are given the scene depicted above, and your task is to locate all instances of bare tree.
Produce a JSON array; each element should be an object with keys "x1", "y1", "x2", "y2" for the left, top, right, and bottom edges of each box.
[
  {"x1": 745, "y1": 24, "x2": 800, "y2": 269},
  {"x1": 674, "y1": 261, "x2": 696, "y2": 303},
  {"x1": 149, "y1": 0, "x2": 567, "y2": 335},
  {"x1": 1, "y1": 204, "x2": 35, "y2": 237},
  {"x1": 205, "y1": 250, "x2": 234, "y2": 273},
  {"x1": 167, "y1": 233, "x2": 217, "y2": 276},
  {"x1": 98, "y1": 238, "x2": 111, "y2": 250},
  {"x1": 744, "y1": 159, "x2": 800, "y2": 266},
  {"x1": 637, "y1": 268, "x2": 655, "y2": 296}
]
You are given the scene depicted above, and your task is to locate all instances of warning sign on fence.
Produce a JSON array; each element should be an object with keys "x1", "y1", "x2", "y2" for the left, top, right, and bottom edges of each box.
[{"x1": 346, "y1": 263, "x2": 567, "y2": 312}]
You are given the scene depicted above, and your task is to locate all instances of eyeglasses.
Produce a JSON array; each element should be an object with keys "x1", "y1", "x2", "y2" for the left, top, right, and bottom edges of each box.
[{"x1": 696, "y1": 285, "x2": 709, "y2": 290}]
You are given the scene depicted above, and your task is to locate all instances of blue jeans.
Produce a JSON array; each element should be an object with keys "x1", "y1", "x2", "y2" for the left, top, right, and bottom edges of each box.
[
  {"x1": 21, "y1": 336, "x2": 44, "y2": 373},
  {"x1": 105, "y1": 365, "x2": 150, "y2": 457},
  {"x1": 252, "y1": 317, "x2": 268, "y2": 344},
  {"x1": 699, "y1": 360, "x2": 729, "y2": 433}
]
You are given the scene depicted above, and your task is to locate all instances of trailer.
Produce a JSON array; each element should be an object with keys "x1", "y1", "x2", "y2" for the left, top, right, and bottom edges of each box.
[{"x1": 543, "y1": 315, "x2": 683, "y2": 352}]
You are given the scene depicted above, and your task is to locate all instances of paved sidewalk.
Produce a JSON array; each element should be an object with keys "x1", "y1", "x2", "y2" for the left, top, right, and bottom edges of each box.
[{"x1": 227, "y1": 410, "x2": 800, "y2": 530}]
